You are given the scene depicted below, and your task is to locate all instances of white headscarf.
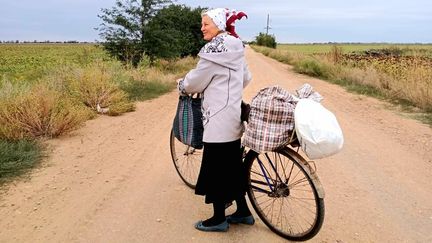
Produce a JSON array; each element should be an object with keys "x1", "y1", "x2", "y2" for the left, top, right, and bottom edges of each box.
[
  {"x1": 203, "y1": 8, "x2": 248, "y2": 38},
  {"x1": 204, "y1": 8, "x2": 227, "y2": 32}
]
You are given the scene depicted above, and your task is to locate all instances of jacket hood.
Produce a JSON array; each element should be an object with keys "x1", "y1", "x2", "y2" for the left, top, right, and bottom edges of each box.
[{"x1": 198, "y1": 34, "x2": 244, "y2": 70}]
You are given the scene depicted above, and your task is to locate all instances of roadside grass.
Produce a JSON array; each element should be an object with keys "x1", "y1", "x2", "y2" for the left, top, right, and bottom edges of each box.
[
  {"x1": 0, "y1": 139, "x2": 44, "y2": 185},
  {"x1": 0, "y1": 81, "x2": 93, "y2": 140},
  {"x1": 121, "y1": 56, "x2": 196, "y2": 101},
  {"x1": 0, "y1": 43, "x2": 198, "y2": 185},
  {"x1": 121, "y1": 78, "x2": 175, "y2": 101},
  {"x1": 252, "y1": 45, "x2": 432, "y2": 126}
]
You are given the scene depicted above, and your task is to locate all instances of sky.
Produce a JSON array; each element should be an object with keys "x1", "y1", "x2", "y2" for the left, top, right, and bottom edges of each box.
[{"x1": 0, "y1": 0, "x2": 431, "y2": 43}]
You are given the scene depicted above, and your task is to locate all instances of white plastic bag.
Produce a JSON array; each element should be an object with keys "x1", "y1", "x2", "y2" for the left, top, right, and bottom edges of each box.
[{"x1": 294, "y1": 99, "x2": 344, "y2": 159}]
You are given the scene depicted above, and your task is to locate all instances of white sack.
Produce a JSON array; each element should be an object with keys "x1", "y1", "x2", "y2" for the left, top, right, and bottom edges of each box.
[{"x1": 294, "y1": 99, "x2": 344, "y2": 159}]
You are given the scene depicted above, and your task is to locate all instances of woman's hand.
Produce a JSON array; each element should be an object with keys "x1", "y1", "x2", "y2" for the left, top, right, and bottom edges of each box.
[{"x1": 177, "y1": 78, "x2": 188, "y2": 96}]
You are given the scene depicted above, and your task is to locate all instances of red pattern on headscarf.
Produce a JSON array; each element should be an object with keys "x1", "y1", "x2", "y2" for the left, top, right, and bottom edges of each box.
[{"x1": 225, "y1": 10, "x2": 248, "y2": 38}]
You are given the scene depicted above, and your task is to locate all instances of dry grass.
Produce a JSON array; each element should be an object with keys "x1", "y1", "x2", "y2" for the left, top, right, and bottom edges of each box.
[
  {"x1": 66, "y1": 62, "x2": 135, "y2": 116},
  {"x1": 339, "y1": 54, "x2": 432, "y2": 111},
  {"x1": 0, "y1": 82, "x2": 92, "y2": 140},
  {"x1": 252, "y1": 45, "x2": 432, "y2": 119},
  {"x1": 0, "y1": 56, "x2": 197, "y2": 141},
  {"x1": 400, "y1": 65, "x2": 432, "y2": 111}
]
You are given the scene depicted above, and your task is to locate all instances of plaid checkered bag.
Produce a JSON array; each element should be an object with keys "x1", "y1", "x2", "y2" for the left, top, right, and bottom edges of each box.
[
  {"x1": 173, "y1": 95, "x2": 204, "y2": 149},
  {"x1": 243, "y1": 84, "x2": 322, "y2": 153},
  {"x1": 243, "y1": 86, "x2": 297, "y2": 152}
]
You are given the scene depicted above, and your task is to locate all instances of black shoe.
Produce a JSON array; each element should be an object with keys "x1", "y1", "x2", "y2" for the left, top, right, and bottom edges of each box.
[
  {"x1": 226, "y1": 214, "x2": 255, "y2": 225},
  {"x1": 195, "y1": 220, "x2": 229, "y2": 232}
]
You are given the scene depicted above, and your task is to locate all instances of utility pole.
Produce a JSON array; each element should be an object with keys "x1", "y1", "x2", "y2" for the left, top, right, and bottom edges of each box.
[{"x1": 265, "y1": 14, "x2": 271, "y2": 35}]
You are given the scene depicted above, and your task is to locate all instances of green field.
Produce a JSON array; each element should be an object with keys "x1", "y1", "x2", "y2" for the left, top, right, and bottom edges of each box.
[
  {"x1": 0, "y1": 43, "x2": 109, "y2": 81},
  {"x1": 277, "y1": 43, "x2": 432, "y2": 56}
]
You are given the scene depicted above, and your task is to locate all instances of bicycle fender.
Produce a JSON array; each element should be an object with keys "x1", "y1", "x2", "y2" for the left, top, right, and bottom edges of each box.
[{"x1": 284, "y1": 148, "x2": 326, "y2": 199}]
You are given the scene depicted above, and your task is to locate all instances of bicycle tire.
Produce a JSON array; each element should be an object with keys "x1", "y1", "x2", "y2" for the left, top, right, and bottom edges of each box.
[
  {"x1": 245, "y1": 148, "x2": 325, "y2": 241},
  {"x1": 170, "y1": 129, "x2": 202, "y2": 189}
]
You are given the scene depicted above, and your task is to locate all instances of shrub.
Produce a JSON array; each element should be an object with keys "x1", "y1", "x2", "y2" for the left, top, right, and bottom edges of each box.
[
  {"x1": 0, "y1": 82, "x2": 92, "y2": 140},
  {"x1": 255, "y1": 33, "x2": 277, "y2": 49},
  {"x1": 66, "y1": 62, "x2": 135, "y2": 116}
]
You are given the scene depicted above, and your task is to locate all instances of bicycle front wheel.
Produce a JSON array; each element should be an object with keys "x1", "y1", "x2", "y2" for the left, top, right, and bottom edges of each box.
[
  {"x1": 245, "y1": 148, "x2": 325, "y2": 241},
  {"x1": 170, "y1": 129, "x2": 202, "y2": 189}
]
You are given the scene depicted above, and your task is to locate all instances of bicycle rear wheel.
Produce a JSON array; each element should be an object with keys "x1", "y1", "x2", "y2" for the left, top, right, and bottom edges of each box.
[
  {"x1": 170, "y1": 129, "x2": 202, "y2": 189},
  {"x1": 245, "y1": 148, "x2": 325, "y2": 241}
]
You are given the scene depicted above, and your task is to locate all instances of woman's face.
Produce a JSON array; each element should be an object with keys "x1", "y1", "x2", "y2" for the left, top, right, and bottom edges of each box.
[{"x1": 201, "y1": 15, "x2": 220, "y2": 41}]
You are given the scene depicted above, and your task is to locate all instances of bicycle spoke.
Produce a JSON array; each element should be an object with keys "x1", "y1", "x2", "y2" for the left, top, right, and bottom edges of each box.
[
  {"x1": 289, "y1": 177, "x2": 309, "y2": 188},
  {"x1": 277, "y1": 153, "x2": 289, "y2": 183},
  {"x1": 265, "y1": 196, "x2": 315, "y2": 235},
  {"x1": 254, "y1": 193, "x2": 270, "y2": 199},
  {"x1": 250, "y1": 169, "x2": 269, "y2": 179},
  {"x1": 288, "y1": 169, "x2": 302, "y2": 185},
  {"x1": 281, "y1": 198, "x2": 292, "y2": 233},
  {"x1": 259, "y1": 197, "x2": 276, "y2": 214},
  {"x1": 255, "y1": 197, "x2": 274, "y2": 211},
  {"x1": 288, "y1": 196, "x2": 317, "y2": 208},
  {"x1": 290, "y1": 187, "x2": 314, "y2": 193},
  {"x1": 286, "y1": 200, "x2": 314, "y2": 230},
  {"x1": 290, "y1": 182, "x2": 314, "y2": 189},
  {"x1": 269, "y1": 197, "x2": 276, "y2": 224},
  {"x1": 289, "y1": 202, "x2": 316, "y2": 224},
  {"x1": 286, "y1": 160, "x2": 295, "y2": 184},
  {"x1": 247, "y1": 148, "x2": 324, "y2": 240},
  {"x1": 289, "y1": 196, "x2": 315, "y2": 201},
  {"x1": 256, "y1": 196, "x2": 274, "y2": 205},
  {"x1": 170, "y1": 131, "x2": 201, "y2": 189},
  {"x1": 286, "y1": 199, "x2": 307, "y2": 234}
]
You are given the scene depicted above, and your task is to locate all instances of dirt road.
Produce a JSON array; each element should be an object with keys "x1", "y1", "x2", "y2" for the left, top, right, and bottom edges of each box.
[{"x1": 1, "y1": 48, "x2": 431, "y2": 242}]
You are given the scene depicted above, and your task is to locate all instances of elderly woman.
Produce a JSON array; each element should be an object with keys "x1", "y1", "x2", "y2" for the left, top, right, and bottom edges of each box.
[{"x1": 177, "y1": 8, "x2": 253, "y2": 232}]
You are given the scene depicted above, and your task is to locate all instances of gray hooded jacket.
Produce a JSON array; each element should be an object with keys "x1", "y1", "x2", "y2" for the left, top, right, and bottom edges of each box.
[{"x1": 178, "y1": 33, "x2": 252, "y2": 143}]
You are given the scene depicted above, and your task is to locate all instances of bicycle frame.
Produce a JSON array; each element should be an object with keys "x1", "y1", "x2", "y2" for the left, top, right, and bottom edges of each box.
[{"x1": 249, "y1": 152, "x2": 282, "y2": 194}]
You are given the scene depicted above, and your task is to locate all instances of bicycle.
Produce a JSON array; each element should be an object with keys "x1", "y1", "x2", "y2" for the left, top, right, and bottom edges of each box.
[{"x1": 170, "y1": 128, "x2": 325, "y2": 241}]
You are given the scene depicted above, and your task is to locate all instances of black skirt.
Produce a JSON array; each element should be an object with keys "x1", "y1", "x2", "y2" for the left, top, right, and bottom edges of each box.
[{"x1": 195, "y1": 139, "x2": 247, "y2": 204}]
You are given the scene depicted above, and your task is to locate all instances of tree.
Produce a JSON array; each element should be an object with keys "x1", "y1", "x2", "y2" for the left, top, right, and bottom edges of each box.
[
  {"x1": 255, "y1": 32, "x2": 277, "y2": 48},
  {"x1": 97, "y1": 0, "x2": 172, "y2": 66},
  {"x1": 144, "y1": 5, "x2": 206, "y2": 60}
]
